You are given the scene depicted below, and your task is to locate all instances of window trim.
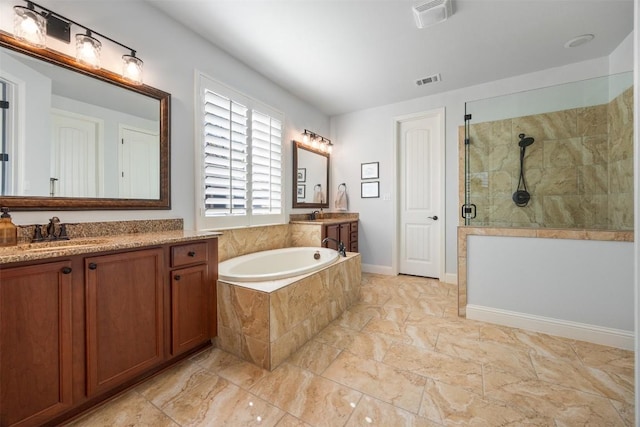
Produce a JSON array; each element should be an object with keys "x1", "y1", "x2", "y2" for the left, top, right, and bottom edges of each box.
[{"x1": 195, "y1": 71, "x2": 285, "y2": 230}]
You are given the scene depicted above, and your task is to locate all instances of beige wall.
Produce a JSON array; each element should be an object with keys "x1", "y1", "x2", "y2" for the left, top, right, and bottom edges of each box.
[{"x1": 463, "y1": 87, "x2": 633, "y2": 229}]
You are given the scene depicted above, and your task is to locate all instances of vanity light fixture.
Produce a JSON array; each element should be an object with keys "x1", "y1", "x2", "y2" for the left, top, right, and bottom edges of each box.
[
  {"x1": 301, "y1": 129, "x2": 333, "y2": 153},
  {"x1": 75, "y1": 30, "x2": 101, "y2": 69},
  {"x1": 13, "y1": 2, "x2": 46, "y2": 48},
  {"x1": 12, "y1": 0, "x2": 144, "y2": 84},
  {"x1": 122, "y1": 51, "x2": 144, "y2": 85}
]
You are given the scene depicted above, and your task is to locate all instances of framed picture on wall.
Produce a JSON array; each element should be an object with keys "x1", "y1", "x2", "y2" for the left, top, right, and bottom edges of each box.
[
  {"x1": 297, "y1": 184, "x2": 306, "y2": 199},
  {"x1": 361, "y1": 181, "x2": 379, "y2": 198},
  {"x1": 361, "y1": 162, "x2": 379, "y2": 180},
  {"x1": 297, "y1": 168, "x2": 306, "y2": 182}
]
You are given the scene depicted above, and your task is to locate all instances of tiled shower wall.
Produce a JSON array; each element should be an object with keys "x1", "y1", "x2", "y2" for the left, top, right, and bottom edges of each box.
[{"x1": 464, "y1": 86, "x2": 633, "y2": 229}]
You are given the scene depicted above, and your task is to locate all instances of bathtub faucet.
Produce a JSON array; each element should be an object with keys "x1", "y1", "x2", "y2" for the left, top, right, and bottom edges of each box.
[{"x1": 322, "y1": 237, "x2": 346, "y2": 257}]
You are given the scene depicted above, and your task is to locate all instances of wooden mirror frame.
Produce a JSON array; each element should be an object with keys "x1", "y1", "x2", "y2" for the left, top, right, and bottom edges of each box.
[
  {"x1": 292, "y1": 140, "x2": 330, "y2": 209},
  {"x1": 0, "y1": 31, "x2": 171, "y2": 210}
]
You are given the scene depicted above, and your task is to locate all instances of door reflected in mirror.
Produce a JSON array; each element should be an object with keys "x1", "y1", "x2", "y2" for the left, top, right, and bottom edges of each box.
[
  {"x1": 1, "y1": 46, "x2": 160, "y2": 199},
  {"x1": 292, "y1": 141, "x2": 329, "y2": 209},
  {"x1": 0, "y1": 31, "x2": 170, "y2": 210}
]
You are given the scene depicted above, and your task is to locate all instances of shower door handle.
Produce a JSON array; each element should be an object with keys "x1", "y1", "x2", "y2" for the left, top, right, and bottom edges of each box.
[{"x1": 428, "y1": 215, "x2": 439, "y2": 220}]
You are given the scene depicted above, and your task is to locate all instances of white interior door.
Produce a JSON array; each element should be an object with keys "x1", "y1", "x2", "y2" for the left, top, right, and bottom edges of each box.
[
  {"x1": 51, "y1": 112, "x2": 100, "y2": 197},
  {"x1": 119, "y1": 127, "x2": 159, "y2": 199},
  {"x1": 399, "y1": 111, "x2": 443, "y2": 278}
]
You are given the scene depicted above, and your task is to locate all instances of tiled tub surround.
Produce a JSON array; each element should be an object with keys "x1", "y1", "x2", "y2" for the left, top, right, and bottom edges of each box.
[
  {"x1": 458, "y1": 226, "x2": 634, "y2": 348},
  {"x1": 218, "y1": 253, "x2": 361, "y2": 370},
  {"x1": 215, "y1": 212, "x2": 359, "y2": 261},
  {"x1": 461, "y1": 86, "x2": 633, "y2": 229}
]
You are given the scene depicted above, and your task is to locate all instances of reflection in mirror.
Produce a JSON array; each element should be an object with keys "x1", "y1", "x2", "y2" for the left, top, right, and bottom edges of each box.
[
  {"x1": 292, "y1": 140, "x2": 329, "y2": 209},
  {"x1": 0, "y1": 32, "x2": 170, "y2": 210}
]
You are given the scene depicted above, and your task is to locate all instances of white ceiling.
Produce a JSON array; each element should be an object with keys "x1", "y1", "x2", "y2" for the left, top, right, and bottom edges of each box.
[{"x1": 149, "y1": 0, "x2": 634, "y2": 116}]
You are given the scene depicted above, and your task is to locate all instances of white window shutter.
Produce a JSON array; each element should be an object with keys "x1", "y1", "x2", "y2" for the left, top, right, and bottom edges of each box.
[
  {"x1": 202, "y1": 90, "x2": 248, "y2": 217},
  {"x1": 251, "y1": 110, "x2": 282, "y2": 215}
]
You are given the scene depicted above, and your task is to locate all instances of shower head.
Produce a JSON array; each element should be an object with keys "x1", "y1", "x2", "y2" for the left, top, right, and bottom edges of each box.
[{"x1": 518, "y1": 133, "x2": 535, "y2": 147}]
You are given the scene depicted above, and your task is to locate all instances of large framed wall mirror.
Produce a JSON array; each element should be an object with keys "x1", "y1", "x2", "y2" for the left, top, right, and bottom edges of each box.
[
  {"x1": 0, "y1": 31, "x2": 170, "y2": 210},
  {"x1": 292, "y1": 140, "x2": 329, "y2": 209}
]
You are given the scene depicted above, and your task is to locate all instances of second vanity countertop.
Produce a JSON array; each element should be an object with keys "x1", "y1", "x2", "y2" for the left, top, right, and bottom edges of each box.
[
  {"x1": 289, "y1": 212, "x2": 359, "y2": 225},
  {"x1": 0, "y1": 230, "x2": 222, "y2": 265},
  {"x1": 290, "y1": 218, "x2": 358, "y2": 225}
]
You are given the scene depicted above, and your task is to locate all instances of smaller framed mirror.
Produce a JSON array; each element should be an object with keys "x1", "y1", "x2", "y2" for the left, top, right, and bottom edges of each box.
[{"x1": 292, "y1": 141, "x2": 329, "y2": 209}]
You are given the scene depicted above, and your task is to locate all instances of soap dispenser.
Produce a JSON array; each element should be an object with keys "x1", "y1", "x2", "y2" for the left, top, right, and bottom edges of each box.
[{"x1": 0, "y1": 207, "x2": 17, "y2": 247}]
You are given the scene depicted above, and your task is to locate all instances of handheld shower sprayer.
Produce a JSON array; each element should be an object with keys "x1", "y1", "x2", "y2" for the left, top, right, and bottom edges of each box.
[{"x1": 512, "y1": 133, "x2": 535, "y2": 207}]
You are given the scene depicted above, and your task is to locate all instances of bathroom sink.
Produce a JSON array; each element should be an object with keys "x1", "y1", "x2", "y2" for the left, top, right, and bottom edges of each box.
[{"x1": 22, "y1": 239, "x2": 109, "y2": 252}]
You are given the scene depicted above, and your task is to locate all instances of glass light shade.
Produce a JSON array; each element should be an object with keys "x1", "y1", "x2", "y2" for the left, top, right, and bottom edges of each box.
[
  {"x1": 75, "y1": 33, "x2": 101, "y2": 69},
  {"x1": 122, "y1": 54, "x2": 144, "y2": 85},
  {"x1": 13, "y1": 6, "x2": 46, "y2": 48}
]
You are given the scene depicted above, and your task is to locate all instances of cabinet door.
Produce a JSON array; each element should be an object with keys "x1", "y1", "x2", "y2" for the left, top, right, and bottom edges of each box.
[
  {"x1": 339, "y1": 222, "x2": 351, "y2": 247},
  {"x1": 323, "y1": 224, "x2": 340, "y2": 250},
  {"x1": 171, "y1": 265, "x2": 209, "y2": 356},
  {"x1": 0, "y1": 261, "x2": 73, "y2": 426},
  {"x1": 85, "y1": 249, "x2": 164, "y2": 396}
]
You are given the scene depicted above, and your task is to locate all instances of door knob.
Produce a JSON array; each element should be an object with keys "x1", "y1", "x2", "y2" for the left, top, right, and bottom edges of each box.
[{"x1": 428, "y1": 215, "x2": 439, "y2": 220}]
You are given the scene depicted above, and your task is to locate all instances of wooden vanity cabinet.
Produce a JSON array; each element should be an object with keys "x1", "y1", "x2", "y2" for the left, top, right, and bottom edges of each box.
[
  {"x1": 322, "y1": 221, "x2": 358, "y2": 252},
  {"x1": 0, "y1": 237, "x2": 218, "y2": 427},
  {"x1": 0, "y1": 261, "x2": 74, "y2": 427},
  {"x1": 85, "y1": 248, "x2": 165, "y2": 396}
]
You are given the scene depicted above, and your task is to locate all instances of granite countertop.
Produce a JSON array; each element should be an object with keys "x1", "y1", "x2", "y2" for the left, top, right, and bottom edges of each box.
[
  {"x1": 289, "y1": 212, "x2": 359, "y2": 225},
  {"x1": 289, "y1": 218, "x2": 357, "y2": 225},
  {"x1": 0, "y1": 230, "x2": 221, "y2": 265}
]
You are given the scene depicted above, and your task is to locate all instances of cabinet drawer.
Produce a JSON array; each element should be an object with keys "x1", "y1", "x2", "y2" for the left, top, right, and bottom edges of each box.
[
  {"x1": 350, "y1": 221, "x2": 358, "y2": 232},
  {"x1": 350, "y1": 231, "x2": 358, "y2": 243},
  {"x1": 350, "y1": 242, "x2": 358, "y2": 252},
  {"x1": 171, "y1": 242, "x2": 208, "y2": 267}
]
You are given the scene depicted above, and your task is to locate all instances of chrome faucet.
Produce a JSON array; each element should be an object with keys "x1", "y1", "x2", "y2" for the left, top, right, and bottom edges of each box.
[{"x1": 322, "y1": 237, "x2": 346, "y2": 257}]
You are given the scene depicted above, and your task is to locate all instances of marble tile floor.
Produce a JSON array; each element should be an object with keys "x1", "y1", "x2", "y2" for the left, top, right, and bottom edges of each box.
[{"x1": 66, "y1": 273, "x2": 634, "y2": 426}]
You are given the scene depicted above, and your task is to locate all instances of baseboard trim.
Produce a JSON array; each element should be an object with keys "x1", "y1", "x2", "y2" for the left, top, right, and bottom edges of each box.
[
  {"x1": 361, "y1": 267, "x2": 458, "y2": 284},
  {"x1": 466, "y1": 304, "x2": 634, "y2": 350},
  {"x1": 443, "y1": 273, "x2": 457, "y2": 285},
  {"x1": 361, "y1": 264, "x2": 395, "y2": 275}
]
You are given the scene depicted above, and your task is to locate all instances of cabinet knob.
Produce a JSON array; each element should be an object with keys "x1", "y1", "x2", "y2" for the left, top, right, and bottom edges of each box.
[
  {"x1": 188, "y1": 251, "x2": 196, "y2": 257},
  {"x1": 174, "y1": 274, "x2": 181, "y2": 281},
  {"x1": 88, "y1": 263, "x2": 97, "y2": 270},
  {"x1": 61, "y1": 267, "x2": 72, "y2": 274}
]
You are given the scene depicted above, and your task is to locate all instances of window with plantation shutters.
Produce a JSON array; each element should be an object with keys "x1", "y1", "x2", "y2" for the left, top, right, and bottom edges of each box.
[{"x1": 197, "y1": 73, "x2": 285, "y2": 229}]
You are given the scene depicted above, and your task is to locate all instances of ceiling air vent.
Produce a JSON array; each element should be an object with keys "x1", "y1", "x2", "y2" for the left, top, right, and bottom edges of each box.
[
  {"x1": 413, "y1": 0, "x2": 453, "y2": 29},
  {"x1": 416, "y1": 74, "x2": 441, "y2": 86}
]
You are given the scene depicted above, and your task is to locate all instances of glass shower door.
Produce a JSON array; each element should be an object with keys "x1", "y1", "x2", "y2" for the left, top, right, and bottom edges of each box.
[{"x1": 461, "y1": 71, "x2": 633, "y2": 230}]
